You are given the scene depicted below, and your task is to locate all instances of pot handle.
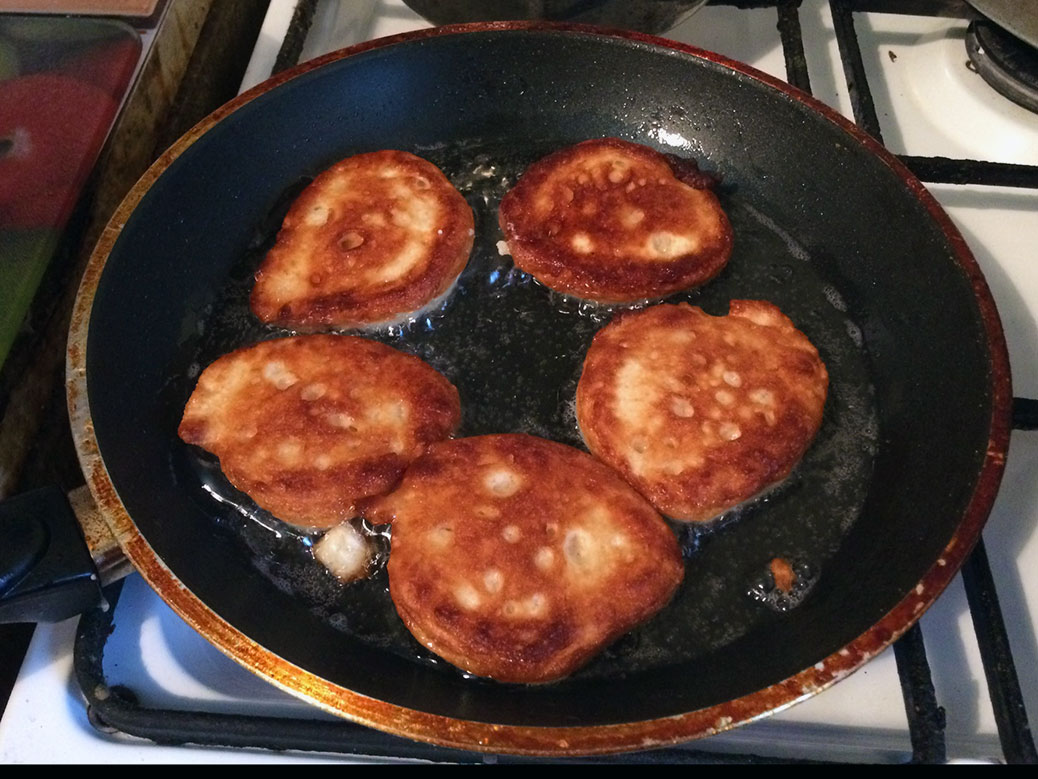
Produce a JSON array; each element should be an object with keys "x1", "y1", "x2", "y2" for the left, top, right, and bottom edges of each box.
[{"x1": 0, "y1": 484, "x2": 129, "y2": 624}]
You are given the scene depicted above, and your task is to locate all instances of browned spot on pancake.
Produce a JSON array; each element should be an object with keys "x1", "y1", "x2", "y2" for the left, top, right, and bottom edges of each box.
[
  {"x1": 498, "y1": 138, "x2": 732, "y2": 302},
  {"x1": 178, "y1": 335, "x2": 460, "y2": 528},
  {"x1": 365, "y1": 434, "x2": 683, "y2": 683},
  {"x1": 252, "y1": 150, "x2": 474, "y2": 329},
  {"x1": 576, "y1": 301, "x2": 828, "y2": 522}
]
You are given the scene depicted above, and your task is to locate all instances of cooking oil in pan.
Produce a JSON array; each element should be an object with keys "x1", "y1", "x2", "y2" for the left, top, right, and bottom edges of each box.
[
  {"x1": 169, "y1": 138, "x2": 879, "y2": 678},
  {"x1": 178, "y1": 449, "x2": 406, "y2": 644}
]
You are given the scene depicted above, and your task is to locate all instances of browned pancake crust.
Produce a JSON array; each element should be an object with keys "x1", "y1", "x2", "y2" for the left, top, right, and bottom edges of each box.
[
  {"x1": 251, "y1": 150, "x2": 474, "y2": 328},
  {"x1": 178, "y1": 335, "x2": 460, "y2": 528},
  {"x1": 576, "y1": 301, "x2": 828, "y2": 522},
  {"x1": 498, "y1": 138, "x2": 732, "y2": 302},
  {"x1": 365, "y1": 434, "x2": 684, "y2": 684}
]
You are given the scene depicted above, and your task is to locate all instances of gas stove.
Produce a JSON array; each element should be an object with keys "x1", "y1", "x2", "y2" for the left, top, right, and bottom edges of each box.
[{"x1": 1, "y1": 0, "x2": 1036, "y2": 763}]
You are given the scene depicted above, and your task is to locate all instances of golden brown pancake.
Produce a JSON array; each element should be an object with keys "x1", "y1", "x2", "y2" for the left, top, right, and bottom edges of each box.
[
  {"x1": 498, "y1": 138, "x2": 732, "y2": 302},
  {"x1": 178, "y1": 335, "x2": 460, "y2": 528},
  {"x1": 251, "y1": 150, "x2": 474, "y2": 329},
  {"x1": 576, "y1": 301, "x2": 828, "y2": 522},
  {"x1": 365, "y1": 434, "x2": 684, "y2": 684}
]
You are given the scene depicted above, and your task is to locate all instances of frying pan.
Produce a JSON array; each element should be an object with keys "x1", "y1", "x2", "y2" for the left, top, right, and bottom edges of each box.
[{"x1": 63, "y1": 23, "x2": 1010, "y2": 755}]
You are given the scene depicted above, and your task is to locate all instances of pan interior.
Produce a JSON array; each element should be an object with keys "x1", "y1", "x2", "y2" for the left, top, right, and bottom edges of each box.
[{"x1": 85, "y1": 30, "x2": 994, "y2": 727}]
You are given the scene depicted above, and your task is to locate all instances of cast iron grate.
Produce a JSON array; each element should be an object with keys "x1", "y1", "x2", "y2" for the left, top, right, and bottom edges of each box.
[{"x1": 75, "y1": 0, "x2": 1037, "y2": 763}]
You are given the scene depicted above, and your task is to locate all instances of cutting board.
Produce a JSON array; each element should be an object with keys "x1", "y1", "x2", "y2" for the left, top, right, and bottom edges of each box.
[{"x1": 0, "y1": 14, "x2": 140, "y2": 368}]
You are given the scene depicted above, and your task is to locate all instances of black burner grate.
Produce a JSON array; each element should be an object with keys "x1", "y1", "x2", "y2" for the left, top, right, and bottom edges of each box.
[
  {"x1": 74, "y1": 0, "x2": 1037, "y2": 763},
  {"x1": 74, "y1": 579, "x2": 821, "y2": 765}
]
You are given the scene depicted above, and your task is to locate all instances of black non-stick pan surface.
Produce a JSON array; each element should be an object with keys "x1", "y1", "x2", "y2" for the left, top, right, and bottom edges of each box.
[{"x1": 70, "y1": 24, "x2": 1010, "y2": 754}]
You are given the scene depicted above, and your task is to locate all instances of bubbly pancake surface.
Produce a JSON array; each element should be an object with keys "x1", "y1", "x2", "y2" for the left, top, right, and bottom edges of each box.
[
  {"x1": 251, "y1": 150, "x2": 474, "y2": 329},
  {"x1": 365, "y1": 434, "x2": 684, "y2": 684},
  {"x1": 178, "y1": 335, "x2": 460, "y2": 529},
  {"x1": 498, "y1": 138, "x2": 732, "y2": 302},
  {"x1": 576, "y1": 301, "x2": 829, "y2": 522}
]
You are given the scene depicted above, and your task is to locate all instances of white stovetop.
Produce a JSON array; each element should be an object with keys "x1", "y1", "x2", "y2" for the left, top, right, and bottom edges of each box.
[{"x1": 2, "y1": 0, "x2": 1036, "y2": 763}]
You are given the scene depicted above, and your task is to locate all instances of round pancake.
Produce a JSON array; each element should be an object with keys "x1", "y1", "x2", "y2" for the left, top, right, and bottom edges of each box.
[
  {"x1": 251, "y1": 150, "x2": 474, "y2": 329},
  {"x1": 365, "y1": 434, "x2": 684, "y2": 684},
  {"x1": 178, "y1": 335, "x2": 460, "y2": 528},
  {"x1": 498, "y1": 138, "x2": 732, "y2": 302},
  {"x1": 576, "y1": 301, "x2": 829, "y2": 522}
]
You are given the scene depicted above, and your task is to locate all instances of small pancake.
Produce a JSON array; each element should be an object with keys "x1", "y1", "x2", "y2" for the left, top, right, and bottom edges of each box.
[
  {"x1": 498, "y1": 138, "x2": 732, "y2": 302},
  {"x1": 576, "y1": 301, "x2": 828, "y2": 522},
  {"x1": 251, "y1": 150, "x2": 474, "y2": 329},
  {"x1": 178, "y1": 335, "x2": 460, "y2": 528},
  {"x1": 365, "y1": 434, "x2": 684, "y2": 684}
]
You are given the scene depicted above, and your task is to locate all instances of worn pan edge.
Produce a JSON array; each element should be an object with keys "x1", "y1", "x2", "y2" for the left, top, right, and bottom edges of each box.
[{"x1": 65, "y1": 21, "x2": 1012, "y2": 756}]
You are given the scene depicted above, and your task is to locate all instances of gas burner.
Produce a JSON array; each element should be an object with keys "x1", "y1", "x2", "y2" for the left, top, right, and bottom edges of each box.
[
  {"x1": 966, "y1": 19, "x2": 1038, "y2": 114},
  {"x1": 870, "y1": 16, "x2": 1038, "y2": 164}
]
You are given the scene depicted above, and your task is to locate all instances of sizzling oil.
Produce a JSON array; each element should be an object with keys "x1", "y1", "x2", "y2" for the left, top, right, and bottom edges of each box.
[{"x1": 167, "y1": 138, "x2": 878, "y2": 682}]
